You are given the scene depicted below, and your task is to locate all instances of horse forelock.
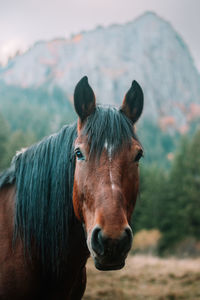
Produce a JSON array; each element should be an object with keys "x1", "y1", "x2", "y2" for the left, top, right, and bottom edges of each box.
[{"x1": 82, "y1": 106, "x2": 140, "y2": 159}]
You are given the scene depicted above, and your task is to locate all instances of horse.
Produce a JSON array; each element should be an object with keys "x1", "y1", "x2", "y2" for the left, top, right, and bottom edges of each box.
[{"x1": 0, "y1": 76, "x2": 144, "y2": 300}]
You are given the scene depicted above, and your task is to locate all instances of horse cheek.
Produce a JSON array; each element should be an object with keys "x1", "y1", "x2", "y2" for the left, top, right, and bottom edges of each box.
[
  {"x1": 123, "y1": 169, "x2": 139, "y2": 221},
  {"x1": 73, "y1": 180, "x2": 84, "y2": 222}
]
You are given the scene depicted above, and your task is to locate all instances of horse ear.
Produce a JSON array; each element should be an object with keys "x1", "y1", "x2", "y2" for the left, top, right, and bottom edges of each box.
[
  {"x1": 74, "y1": 76, "x2": 96, "y2": 122},
  {"x1": 120, "y1": 80, "x2": 144, "y2": 123}
]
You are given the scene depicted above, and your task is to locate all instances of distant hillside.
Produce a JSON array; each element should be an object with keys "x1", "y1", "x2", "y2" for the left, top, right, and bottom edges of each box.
[{"x1": 0, "y1": 12, "x2": 200, "y2": 133}]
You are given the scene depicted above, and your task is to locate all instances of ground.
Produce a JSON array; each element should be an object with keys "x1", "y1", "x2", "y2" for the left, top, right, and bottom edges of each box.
[{"x1": 83, "y1": 255, "x2": 200, "y2": 300}]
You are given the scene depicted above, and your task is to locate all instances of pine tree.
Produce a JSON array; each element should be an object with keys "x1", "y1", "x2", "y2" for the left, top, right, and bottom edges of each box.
[
  {"x1": 0, "y1": 113, "x2": 10, "y2": 170},
  {"x1": 183, "y1": 130, "x2": 200, "y2": 237}
]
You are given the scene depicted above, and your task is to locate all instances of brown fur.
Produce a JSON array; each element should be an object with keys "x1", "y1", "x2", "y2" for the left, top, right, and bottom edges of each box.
[
  {"x1": 73, "y1": 131, "x2": 141, "y2": 242},
  {"x1": 0, "y1": 186, "x2": 89, "y2": 300}
]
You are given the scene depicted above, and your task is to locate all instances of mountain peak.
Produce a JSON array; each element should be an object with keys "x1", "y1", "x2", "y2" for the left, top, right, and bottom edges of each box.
[
  {"x1": 0, "y1": 13, "x2": 200, "y2": 132},
  {"x1": 140, "y1": 11, "x2": 161, "y2": 19}
]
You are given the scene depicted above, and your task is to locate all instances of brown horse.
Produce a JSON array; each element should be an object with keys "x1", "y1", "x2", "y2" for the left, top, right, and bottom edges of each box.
[{"x1": 0, "y1": 77, "x2": 143, "y2": 299}]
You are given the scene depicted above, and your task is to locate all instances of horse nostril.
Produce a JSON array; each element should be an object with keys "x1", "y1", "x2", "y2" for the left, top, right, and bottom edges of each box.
[
  {"x1": 91, "y1": 226, "x2": 104, "y2": 256},
  {"x1": 91, "y1": 226, "x2": 133, "y2": 257},
  {"x1": 119, "y1": 227, "x2": 133, "y2": 254},
  {"x1": 125, "y1": 227, "x2": 133, "y2": 242}
]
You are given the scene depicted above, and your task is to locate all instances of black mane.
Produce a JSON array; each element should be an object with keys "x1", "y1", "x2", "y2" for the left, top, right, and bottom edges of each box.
[
  {"x1": 0, "y1": 165, "x2": 15, "y2": 188},
  {"x1": 14, "y1": 123, "x2": 78, "y2": 275},
  {"x1": 0, "y1": 106, "x2": 139, "y2": 276}
]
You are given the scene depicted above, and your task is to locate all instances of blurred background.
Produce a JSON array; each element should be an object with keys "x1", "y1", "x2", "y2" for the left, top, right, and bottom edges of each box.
[{"x1": 0, "y1": 0, "x2": 200, "y2": 299}]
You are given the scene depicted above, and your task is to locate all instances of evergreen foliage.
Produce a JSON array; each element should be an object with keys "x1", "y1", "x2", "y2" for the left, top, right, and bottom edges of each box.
[
  {"x1": 0, "y1": 83, "x2": 76, "y2": 139},
  {"x1": 0, "y1": 113, "x2": 10, "y2": 169},
  {"x1": 133, "y1": 130, "x2": 200, "y2": 254}
]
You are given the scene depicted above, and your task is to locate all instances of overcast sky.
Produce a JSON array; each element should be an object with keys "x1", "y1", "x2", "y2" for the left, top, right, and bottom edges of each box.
[{"x1": 0, "y1": 0, "x2": 200, "y2": 70}]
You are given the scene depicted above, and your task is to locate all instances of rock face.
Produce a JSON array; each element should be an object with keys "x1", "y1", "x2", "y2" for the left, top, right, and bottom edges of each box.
[{"x1": 0, "y1": 12, "x2": 200, "y2": 130}]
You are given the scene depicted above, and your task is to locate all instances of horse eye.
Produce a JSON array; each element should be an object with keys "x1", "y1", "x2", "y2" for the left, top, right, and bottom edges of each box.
[
  {"x1": 134, "y1": 150, "x2": 143, "y2": 162},
  {"x1": 75, "y1": 148, "x2": 85, "y2": 160}
]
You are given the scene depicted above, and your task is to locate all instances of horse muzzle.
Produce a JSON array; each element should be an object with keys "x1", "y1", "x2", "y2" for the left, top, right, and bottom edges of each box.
[{"x1": 90, "y1": 226, "x2": 133, "y2": 271}]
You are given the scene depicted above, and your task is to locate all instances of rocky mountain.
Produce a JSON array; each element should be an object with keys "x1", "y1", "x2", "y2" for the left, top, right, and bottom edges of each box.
[{"x1": 0, "y1": 12, "x2": 200, "y2": 133}]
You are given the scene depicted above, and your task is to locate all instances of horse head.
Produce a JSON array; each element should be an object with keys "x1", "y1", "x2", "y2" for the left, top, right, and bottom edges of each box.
[{"x1": 73, "y1": 76, "x2": 143, "y2": 271}]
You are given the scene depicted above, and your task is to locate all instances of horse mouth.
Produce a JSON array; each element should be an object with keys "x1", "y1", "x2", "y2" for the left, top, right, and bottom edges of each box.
[{"x1": 94, "y1": 258, "x2": 125, "y2": 271}]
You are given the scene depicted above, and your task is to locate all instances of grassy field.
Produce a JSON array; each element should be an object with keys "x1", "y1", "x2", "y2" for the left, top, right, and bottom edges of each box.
[{"x1": 83, "y1": 255, "x2": 200, "y2": 300}]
